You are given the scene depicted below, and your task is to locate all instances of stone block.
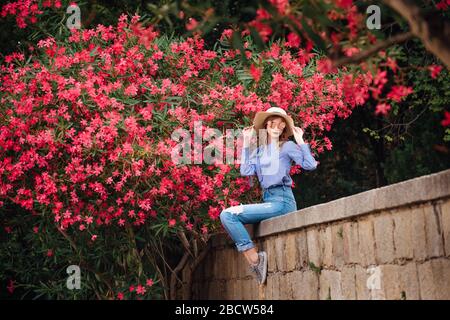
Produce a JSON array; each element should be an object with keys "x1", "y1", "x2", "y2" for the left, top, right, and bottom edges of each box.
[
  {"x1": 331, "y1": 224, "x2": 345, "y2": 269},
  {"x1": 341, "y1": 266, "x2": 356, "y2": 300},
  {"x1": 355, "y1": 264, "x2": 370, "y2": 300},
  {"x1": 319, "y1": 270, "x2": 343, "y2": 300},
  {"x1": 291, "y1": 270, "x2": 319, "y2": 300},
  {"x1": 296, "y1": 230, "x2": 309, "y2": 269},
  {"x1": 274, "y1": 236, "x2": 286, "y2": 272},
  {"x1": 411, "y1": 206, "x2": 427, "y2": 261},
  {"x1": 398, "y1": 262, "x2": 420, "y2": 300},
  {"x1": 265, "y1": 236, "x2": 277, "y2": 273},
  {"x1": 321, "y1": 226, "x2": 333, "y2": 268},
  {"x1": 423, "y1": 203, "x2": 444, "y2": 258},
  {"x1": 279, "y1": 272, "x2": 294, "y2": 299},
  {"x1": 392, "y1": 208, "x2": 414, "y2": 259},
  {"x1": 441, "y1": 199, "x2": 450, "y2": 256},
  {"x1": 307, "y1": 228, "x2": 322, "y2": 267},
  {"x1": 343, "y1": 221, "x2": 359, "y2": 264},
  {"x1": 373, "y1": 214, "x2": 395, "y2": 264},
  {"x1": 418, "y1": 258, "x2": 450, "y2": 299},
  {"x1": 358, "y1": 218, "x2": 376, "y2": 267},
  {"x1": 285, "y1": 232, "x2": 298, "y2": 271},
  {"x1": 379, "y1": 265, "x2": 402, "y2": 300}
]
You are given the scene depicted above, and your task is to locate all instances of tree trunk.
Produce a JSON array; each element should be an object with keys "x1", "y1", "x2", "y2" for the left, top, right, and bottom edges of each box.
[{"x1": 383, "y1": 0, "x2": 450, "y2": 69}]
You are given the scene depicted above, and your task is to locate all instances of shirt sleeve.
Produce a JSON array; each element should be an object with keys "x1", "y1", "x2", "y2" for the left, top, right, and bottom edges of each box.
[
  {"x1": 240, "y1": 146, "x2": 257, "y2": 176},
  {"x1": 285, "y1": 141, "x2": 318, "y2": 170}
]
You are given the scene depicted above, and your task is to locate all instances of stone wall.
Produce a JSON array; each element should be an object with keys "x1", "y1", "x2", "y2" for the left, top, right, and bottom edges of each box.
[{"x1": 186, "y1": 169, "x2": 450, "y2": 300}]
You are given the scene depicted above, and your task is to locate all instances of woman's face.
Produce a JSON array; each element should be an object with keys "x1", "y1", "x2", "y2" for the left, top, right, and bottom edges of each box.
[{"x1": 266, "y1": 116, "x2": 286, "y2": 139}]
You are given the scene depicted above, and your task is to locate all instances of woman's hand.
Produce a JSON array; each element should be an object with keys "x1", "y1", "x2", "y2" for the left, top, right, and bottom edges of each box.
[
  {"x1": 293, "y1": 126, "x2": 305, "y2": 145},
  {"x1": 242, "y1": 125, "x2": 255, "y2": 147}
]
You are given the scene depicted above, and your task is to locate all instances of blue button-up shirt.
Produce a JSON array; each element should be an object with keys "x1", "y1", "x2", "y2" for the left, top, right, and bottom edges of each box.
[{"x1": 240, "y1": 140, "x2": 318, "y2": 189}]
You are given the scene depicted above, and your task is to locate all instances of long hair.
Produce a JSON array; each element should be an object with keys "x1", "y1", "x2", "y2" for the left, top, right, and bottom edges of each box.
[
  {"x1": 247, "y1": 115, "x2": 290, "y2": 188},
  {"x1": 257, "y1": 115, "x2": 290, "y2": 151}
]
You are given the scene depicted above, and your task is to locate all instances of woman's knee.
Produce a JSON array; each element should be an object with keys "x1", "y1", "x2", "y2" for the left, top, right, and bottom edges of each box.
[
  {"x1": 220, "y1": 205, "x2": 244, "y2": 222},
  {"x1": 220, "y1": 209, "x2": 231, "y2": 224}
]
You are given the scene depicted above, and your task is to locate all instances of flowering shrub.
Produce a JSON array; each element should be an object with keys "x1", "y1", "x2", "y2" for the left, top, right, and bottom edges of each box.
[
  {"x1": 1, "y1": 0, "x2": 63, "y2": 29},
  {"x1": 0, "y1": 13, "x2": 371, "y2": 299}
]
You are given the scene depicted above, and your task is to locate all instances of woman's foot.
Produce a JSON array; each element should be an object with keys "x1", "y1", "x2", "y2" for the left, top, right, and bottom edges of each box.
[{"x1": 249, "y1": 251, "x2": 268, "y2": 285}]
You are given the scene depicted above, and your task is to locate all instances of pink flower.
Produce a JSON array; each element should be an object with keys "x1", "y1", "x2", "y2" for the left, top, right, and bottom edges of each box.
[
  {"x1": 168, "y1": 219, "x2": 176, "y2": 227},
  {"x1": 436, "y1": 0, "x2": 450, "y2": 10},
  {"x1": 91, "y1": 234, "x2": 98, "y2": 241},
  {"x1": 441, "y1": 111, "x2": 450, "y2": 127},
  {"x1": 136, "y1": 284, "x2": 146, "y2": 295},
  {"x1": 146, "y1": 279, "x2": 154, "y2": 287},
  {"x1": 386, "y1": 57, "x2": 398, "y2": 73},
  {"x1": 124, "y1": 84, "x2": 138, "y2": 96},
  {"x1": 344, "y1": 47, "x2": 360, "y2": 57},
  {"x1": 186, "y1": 18, "x2": 198, "y2": 31},
  {"x1": 130, "y1": 23, "x2": 159, "y2": 49},
  {"x1": 248, "y1": 12, "x2": 273, "y2": 42},
  {"x1": 375, "y1": 103, "x2": 391, "y2": 116},
  {"x1": 208, "y1": 206, "x2": 221, "y2": 220},
  {"x1": 316, "y1": 58, "x2": 336, "y2": 74},
  {"x1": 428, "y1": 65, "x2": 443, "y2": 79},
  {"x1": 117, "y1": 292, "x2": 124, "y2": 300},
  {"x1": 285, "y1": 32, "x2": 301, "y2": 48},
  {"x1": 220, "y1": 29, "x2": 233, "y2": 41},
  {"x1": 47, "y1": 249, "x2": 54, "y2": 257},
  {"x1": 269, "y1": 0, "x2": 290, "y2": 15},
  {"x1": 335, "y1": 0, "x2": 353, "y2": 8},
  {"x1": 387, "y1": 86, "x2": 413, "y2": 102},
  {"x1": 250, "y1": 64, "x2": 262, "y2": 82},
  {"x1": 7, "y1": 280, "x2": 15, "y2": 294}
]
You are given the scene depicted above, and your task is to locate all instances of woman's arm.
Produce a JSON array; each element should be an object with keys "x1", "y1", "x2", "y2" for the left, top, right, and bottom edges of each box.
[
  {"x1": 287, "y1": 126, "x2": 318, "y2": 170},
  {"x1": 240, "y1": 125, "x2": 257, "y2": 176},
  {"x1": 285, "y1": 141, "x2": 318, "y2": 170},
  {"x1": 240, "y1": 146, "x2": 257, "y2": 176}
]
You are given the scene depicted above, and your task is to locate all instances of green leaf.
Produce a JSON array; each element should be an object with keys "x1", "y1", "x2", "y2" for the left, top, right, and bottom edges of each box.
[
  {"x1": 248, "y1": 26, "x2": 266, "y2": 52},
  {"x1": 231, "y1": 31, "x2": 249, "y2": 66},
  {"x1": 301, "y1": 19, "x2": 326, "y2": 53},
  {"x1": 302, "y1": 4, "x2": 335, "y2": 28},
  {"x1": 89, "y1": 46, "x2": 98, "y2": 57}
]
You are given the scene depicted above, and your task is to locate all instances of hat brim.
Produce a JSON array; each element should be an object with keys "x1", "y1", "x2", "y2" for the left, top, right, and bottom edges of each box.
[{"x1": 253, "y1": 111, "x2": 295, "y2": 137}]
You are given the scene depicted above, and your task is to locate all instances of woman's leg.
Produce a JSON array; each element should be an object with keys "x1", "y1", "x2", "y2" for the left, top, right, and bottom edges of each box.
[
  {"x1": 219, "y1": 201, "x2": 286, "y2": 263},
  {"x1": 242, "y1": 247, "x2": 259, "y2": 266}
]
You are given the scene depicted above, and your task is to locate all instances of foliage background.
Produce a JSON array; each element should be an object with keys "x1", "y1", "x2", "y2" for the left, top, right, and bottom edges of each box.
[{"x1": 0, "y1": 0, "x2": 448, "y2": 299}]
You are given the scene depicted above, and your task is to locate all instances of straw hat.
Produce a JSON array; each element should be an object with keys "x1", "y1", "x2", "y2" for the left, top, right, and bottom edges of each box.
[{"x1": 253, "y1": 107, "x2": 295, "y2": 137}]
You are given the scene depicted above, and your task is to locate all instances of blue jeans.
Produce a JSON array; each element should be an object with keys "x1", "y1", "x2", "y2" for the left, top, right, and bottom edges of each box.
[{"x1": 220, "y1": 185, "x2": 297, "y2": 252}]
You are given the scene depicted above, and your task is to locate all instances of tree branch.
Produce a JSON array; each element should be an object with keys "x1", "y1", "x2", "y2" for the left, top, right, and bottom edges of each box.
[
  {"x1": 182, "y1": 241, "x2": 211, "y2": 299},
  {"x1": 332, "y1": 32, "x2": 413, "y2": 68},
  {"x1": 383, "y1": 0, "x2": 450, "y2": 69},
  {"x1": 169, "y1": 251, "x2": 190, "y2": 300}
]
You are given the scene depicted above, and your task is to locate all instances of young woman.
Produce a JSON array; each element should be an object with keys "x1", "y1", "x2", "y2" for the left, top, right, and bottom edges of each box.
[{"x1": 219, "y1": 106, "x2": 319, "y2": 285}]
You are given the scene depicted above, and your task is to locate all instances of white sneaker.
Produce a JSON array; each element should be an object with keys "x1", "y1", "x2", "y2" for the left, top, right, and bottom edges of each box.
[{"x1": 249, "y1": 251, "x2": 268, "y2": 285}]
